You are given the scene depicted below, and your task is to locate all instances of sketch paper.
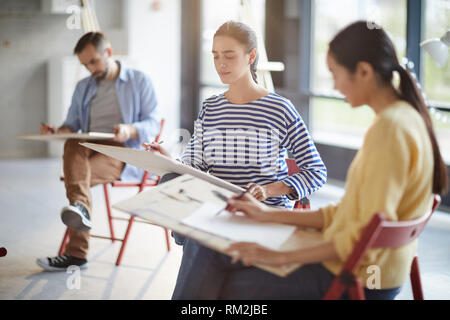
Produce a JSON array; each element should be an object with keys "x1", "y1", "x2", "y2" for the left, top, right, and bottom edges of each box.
[
  {"x1": 17, "y1": 132, "x2": 115, "y2": 141},
  {"x1": 80, "y1": 142, "x2": 244, "y2": 193},
  {"x1": 182, "y1": 202, "x2": 297, "y2": 250},
  {"x1": 113, "y1": 174, "x2": 235, "y2": 221},
  {"x1": 113, "y1": 174, "x2": 324, "y2": 277}
]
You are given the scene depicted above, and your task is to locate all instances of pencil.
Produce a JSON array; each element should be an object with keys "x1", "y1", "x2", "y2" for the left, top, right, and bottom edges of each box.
[{"x1": 215, "y1": 188, "x2": 250, "y2": 216}]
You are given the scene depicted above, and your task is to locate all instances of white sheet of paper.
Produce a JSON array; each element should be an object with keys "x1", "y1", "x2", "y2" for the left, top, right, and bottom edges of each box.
[
  {"x1": 17, "y1": 132, "x2": 115, "y2": 141},
  {"x1": 80, "y1": 142, "x2": 244, "y2": 193},
  {"x1": 182, "y1": 202, "x2": 297, "y2": 250}
]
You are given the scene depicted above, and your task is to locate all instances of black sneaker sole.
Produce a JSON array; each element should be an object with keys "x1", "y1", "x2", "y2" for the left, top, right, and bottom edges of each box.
[
  {"x1": 36, "y1": 258, "x2": 88, "y2": 272},
  {"x1": 61, "y1": 205, "x2": 92, "y2": 232}
]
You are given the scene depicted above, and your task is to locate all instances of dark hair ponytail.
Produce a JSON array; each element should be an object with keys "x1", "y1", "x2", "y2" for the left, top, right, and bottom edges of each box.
[
  {"x1": 214, "y1": 20, "x2": 259, "y2": 83},
  {"x1": 329, "y1": 21, "x2": 448, "y2": 195},
  {"x1": 395, "y1": 65, "x2": 448, "y2": 195}
]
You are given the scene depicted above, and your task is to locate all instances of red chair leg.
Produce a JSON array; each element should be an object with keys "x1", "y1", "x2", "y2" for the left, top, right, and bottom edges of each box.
[
  {"x1": 323, "y1": 279, "x2": 346, "y2": 300},
  {"x1": 164, "y1": 228, "x2": 171, "y2": 252},
  {"x1": 349, "y1": 278, "x2": 366, "y2": 300},
  {"x1": 103, "y1": 183, "x2": 115, "y2": 242},
  {"x1": 59, "y1": 228, "x2": 70, "y2": 255},
  {"x1": 410, "y1": 256, "x2": 424, "y2": 300},
  {"x1": 116, "y1": 216, "x2": 135, "y2": 266}
]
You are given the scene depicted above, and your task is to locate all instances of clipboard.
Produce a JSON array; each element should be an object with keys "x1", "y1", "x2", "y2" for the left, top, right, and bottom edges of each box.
[
  {"x1": 17, "y1": 132, "x2": 115, "y2": 141},
  {"x1": 113, "y1": 173, "x2": 325, "y2": 277},
  {"x1": 80, "y1": 142, "x2": 244, "y2": 194}
]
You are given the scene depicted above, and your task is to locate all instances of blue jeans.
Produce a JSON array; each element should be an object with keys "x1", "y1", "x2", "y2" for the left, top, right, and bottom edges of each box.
[{"x1": 172, "y1": 239, "x2": 401, "y2": 300}]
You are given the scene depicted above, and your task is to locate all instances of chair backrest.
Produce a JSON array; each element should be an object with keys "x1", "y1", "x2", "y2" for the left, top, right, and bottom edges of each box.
[
  {"x1": 371, "y1": 196, "x2": 441, "y2": 248},
  {"x1": 285, "y1": 158, "x2": 311, "y2": 209},
  {"x1": 342, "y1": 195, "x2": 441, "y2": 274},
  {"x1": 285, "y1": 158, "x2": 300, "y2": 176}
]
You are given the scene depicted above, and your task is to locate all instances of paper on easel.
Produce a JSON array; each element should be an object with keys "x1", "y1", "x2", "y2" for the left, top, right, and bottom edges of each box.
[
  {"x1": 17, "y1": 132, "x2": 115, "y2": 141},
  {"x1": 182, "y1": 202, "x2": 297, "y2": 250},
  {"x1": 80, "y1": 142, "x2": 244, "y2": 193}
]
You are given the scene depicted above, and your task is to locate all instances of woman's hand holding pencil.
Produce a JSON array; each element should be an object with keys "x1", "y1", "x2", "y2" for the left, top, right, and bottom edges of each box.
[
  {"x1": 226, "y1": 190, "x2": 273, "y2": 222},
  {"x1": 142, "y1": 140, "x2": 170, "y2": 157}
]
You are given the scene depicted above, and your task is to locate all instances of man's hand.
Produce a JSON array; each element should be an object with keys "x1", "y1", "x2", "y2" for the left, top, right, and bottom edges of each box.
[
  {"x1": 40, "y1": 123, "x2": 56, "y2": 134},
  {"x1": 40, "y1": 124, "x2": 72, "y2": 134},
  {"x1": 57, "y1": 126, "x2": 73, "y2": 134},
  {"x1": 113, "y1": 124, "x2": 138, "y2": 142}
]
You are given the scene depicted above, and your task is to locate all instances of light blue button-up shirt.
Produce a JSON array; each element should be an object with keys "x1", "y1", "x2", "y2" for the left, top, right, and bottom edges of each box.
[{"x1": 63, "y1": 61, "x2": 161, "y2": 181}]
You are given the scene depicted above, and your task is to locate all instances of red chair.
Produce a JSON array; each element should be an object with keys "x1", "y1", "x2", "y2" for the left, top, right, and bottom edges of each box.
[
  {"x1": 285, "y1": 158, "x2": 311, "y2": 209},
  {"x1": 323, "y1": 195, "x2": 441, "y2": 300},
  {"x1": 59, "y1": 119, "x2": 170, "y2": 266}
]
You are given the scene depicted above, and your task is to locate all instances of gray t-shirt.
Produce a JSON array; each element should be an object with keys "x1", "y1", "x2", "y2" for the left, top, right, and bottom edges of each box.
[{"x1": 89, "y1": 79, "x2": 123, "y2": 133}]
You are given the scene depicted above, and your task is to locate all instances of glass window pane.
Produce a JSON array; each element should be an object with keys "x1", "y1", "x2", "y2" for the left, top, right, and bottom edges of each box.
[
  {"x1": 312, "y1": 0, "x2": 407, "y2": 95},
  {"x1": 424, "y1": 0, "x2": 450, "y2": 163},
  {"x1": 312, "y1": 0, "x2": 407, "y2": 147},
  {"x1": 312, "y1": 97, "x2": 375, "y2": 148},
  {"x1": 423, "y1": 0, "x2": 450, "y2": 104}
]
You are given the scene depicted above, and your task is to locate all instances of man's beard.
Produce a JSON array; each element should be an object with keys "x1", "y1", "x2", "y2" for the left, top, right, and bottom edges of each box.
[{"x1": 93, "y1": 65, "x2": 108, "y2": 81}]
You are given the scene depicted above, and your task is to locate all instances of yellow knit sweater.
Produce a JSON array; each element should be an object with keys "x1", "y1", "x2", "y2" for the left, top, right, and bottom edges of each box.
[{"x1": 321, "y1": 100, "x2": 434, "y2": 289}]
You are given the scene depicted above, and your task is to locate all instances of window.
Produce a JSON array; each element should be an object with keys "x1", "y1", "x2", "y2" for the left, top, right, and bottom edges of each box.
[
  {"x1": 311, "y1": 0, "x2": 407, "y2": 148},
  {"x1": 199, "y1": 0, "x2": 266, "y2": 111},
  {"x1": 424, "y1": 0, "x2": 450, "y2": 163}
]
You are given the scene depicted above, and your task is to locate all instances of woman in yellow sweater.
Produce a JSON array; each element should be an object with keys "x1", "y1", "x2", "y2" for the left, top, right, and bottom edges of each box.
[{"x1": 223, "y1": 21, "x2": 448, "y2": 299}]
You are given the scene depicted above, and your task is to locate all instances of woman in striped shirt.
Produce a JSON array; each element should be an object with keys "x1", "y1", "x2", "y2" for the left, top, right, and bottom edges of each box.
[{"x1": 147, "y1": 20, "x2": 327, "y2": 299}]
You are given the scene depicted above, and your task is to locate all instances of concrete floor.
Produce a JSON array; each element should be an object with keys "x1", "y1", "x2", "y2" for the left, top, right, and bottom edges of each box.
[{"x1": 0, "y1": 158, "x2": 449, "y2": 300}]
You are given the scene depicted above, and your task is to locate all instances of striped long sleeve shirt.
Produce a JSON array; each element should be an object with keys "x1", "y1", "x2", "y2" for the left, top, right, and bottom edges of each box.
[{"x1": 181, "y1": 93, "x2": 327, "y2": 208}]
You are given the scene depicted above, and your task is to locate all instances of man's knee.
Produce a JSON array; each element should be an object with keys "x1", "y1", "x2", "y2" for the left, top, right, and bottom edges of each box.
[{"x1": 64, "y1": 139, "x2": 84, "y2": 153}]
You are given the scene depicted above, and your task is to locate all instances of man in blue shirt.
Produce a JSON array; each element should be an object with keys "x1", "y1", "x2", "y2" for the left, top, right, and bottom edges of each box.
[{"x1": 37, "y1": 32, "x2": 161, "y2": 271}]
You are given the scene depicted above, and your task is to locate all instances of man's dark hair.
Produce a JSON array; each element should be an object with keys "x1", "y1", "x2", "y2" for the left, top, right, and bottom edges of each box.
[{"x1": 73, "y1": 31, "x2": 109, "y2": 55}]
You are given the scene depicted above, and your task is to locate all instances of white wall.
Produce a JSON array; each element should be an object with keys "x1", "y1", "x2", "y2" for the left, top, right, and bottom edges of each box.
[{"x1": 125, "y1": 0, "x2": 181, "y2": 146}]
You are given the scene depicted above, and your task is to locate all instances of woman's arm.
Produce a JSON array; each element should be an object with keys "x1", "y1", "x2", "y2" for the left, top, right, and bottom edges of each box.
[
  {"x1": 227, "y1": 194, "x2": 325, "y2": 230},
  {"x1": 245, "y1": 181, "x2": 295, "y2": 201},
  {"x1": 279, "y1": 107, "x2": 327, "y2": 201},
  {"x1": 264, "y1": 181, "x2": 295, "y2": 198},
  {"x1": 269, "y1": 208, "x2": 325, "y2": 230},
  {"x1": 226, "y1": 241, "x2": 339, "y2": 267}
]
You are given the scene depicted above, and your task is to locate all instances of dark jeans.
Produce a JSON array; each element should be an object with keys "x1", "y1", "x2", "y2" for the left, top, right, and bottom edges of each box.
[{"x1": 172, "y1": 239, "x2": 401, "y2": 300}]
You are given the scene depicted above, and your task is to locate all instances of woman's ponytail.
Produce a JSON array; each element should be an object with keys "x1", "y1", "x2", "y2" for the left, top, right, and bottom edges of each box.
[
  {"x1": 250, "y1": 55, "x2": 259, "y2": 84},
  {"x1": 395, "y1": 65, "x2": 448, "y2": 195}
]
